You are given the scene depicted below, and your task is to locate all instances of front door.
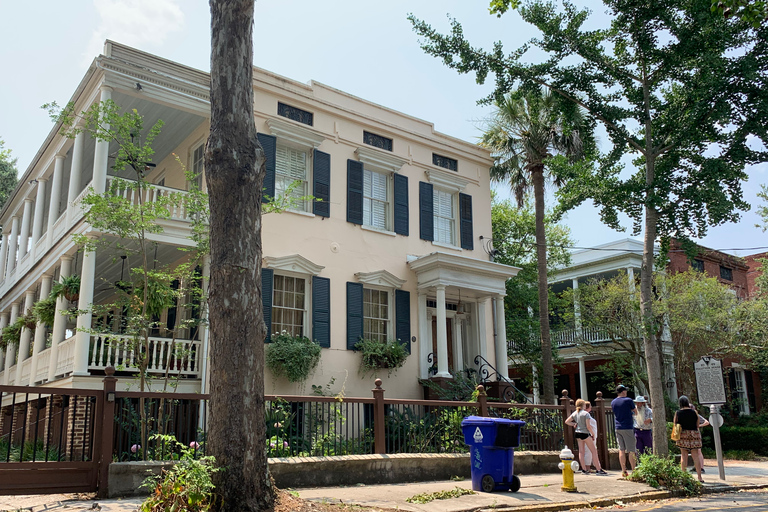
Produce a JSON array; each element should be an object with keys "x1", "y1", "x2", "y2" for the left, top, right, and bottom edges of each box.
[{"x1": 431, "y1": 317, "x2": 454, "y2": 372}]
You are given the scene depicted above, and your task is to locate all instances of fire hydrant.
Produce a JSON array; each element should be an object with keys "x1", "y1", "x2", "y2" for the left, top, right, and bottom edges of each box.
[{"x1": 558, "y1": 446, "x2": 579, "y2": 492}]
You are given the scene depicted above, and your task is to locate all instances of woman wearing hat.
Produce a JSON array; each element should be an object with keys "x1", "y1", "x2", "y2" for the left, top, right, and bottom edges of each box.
[{"x1": 633, "y1": 396, "x2": 653, "y2": 455}]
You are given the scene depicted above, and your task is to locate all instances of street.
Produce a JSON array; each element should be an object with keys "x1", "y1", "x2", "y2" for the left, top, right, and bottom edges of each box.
[{"x1": 589, "y1": 489, "x2": 768, "y2": 511}]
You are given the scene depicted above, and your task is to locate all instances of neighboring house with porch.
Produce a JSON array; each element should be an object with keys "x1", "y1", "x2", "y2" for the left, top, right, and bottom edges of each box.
[
  {"x1": 509, "y1": 237, "x2": 762, "y2": 413},
  {"x1": 0, "y1": 41, "x2": 519, "y2": 406}
]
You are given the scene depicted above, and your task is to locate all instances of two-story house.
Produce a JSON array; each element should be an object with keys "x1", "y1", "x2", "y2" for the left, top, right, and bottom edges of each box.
[{"x1": 0, "y1": 41, "x2": 520, "y2": 407}]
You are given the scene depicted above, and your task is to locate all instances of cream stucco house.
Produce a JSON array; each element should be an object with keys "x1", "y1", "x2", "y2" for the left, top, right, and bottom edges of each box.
[{"x1": 0, "y1": 41, "x2": 519, "y2": 400}]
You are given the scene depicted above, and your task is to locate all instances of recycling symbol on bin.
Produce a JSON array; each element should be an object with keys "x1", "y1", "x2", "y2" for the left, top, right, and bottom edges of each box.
[{"x1": 473, "y1": 426, "x2": 483, "y2": 443}]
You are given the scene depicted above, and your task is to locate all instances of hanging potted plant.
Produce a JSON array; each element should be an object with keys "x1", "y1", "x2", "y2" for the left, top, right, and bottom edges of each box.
[
  {"x1": 33, "y1": 295, "x2": 58, "y2": 327},
  {"x1": 133, "y1": 274, "x2": 176, "y2": 318},
  {"x1": 1, "y1": 319, "x2": 22, "y2": 348},
  {"x1": 52, "y1": 274, "x2": 81, "y2": 302},
  {"x1": 22, "y1": 310, "x2": 37, "y2": 330}
]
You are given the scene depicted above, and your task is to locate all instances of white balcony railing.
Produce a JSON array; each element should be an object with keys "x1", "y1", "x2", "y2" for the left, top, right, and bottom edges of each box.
[
  {"x1": 34, "y1": 349, "x2": 50, "y2": 384},
  {"x1": 89, "y1": 333, "x2": 201, "y2": 376},
  {"x1": 106, "y1": 177, "x2": 192, "y2": 222},
  {"x1": 56, "y1": 335, "x2": 77, "y2": 377},
  {"x1": 19, "y1": 358, "x2": 32, "y2": 386}
]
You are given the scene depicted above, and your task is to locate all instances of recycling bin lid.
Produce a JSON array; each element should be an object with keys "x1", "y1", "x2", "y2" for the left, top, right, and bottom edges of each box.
[{"x1": 461, "y1": 416, "x2": 526, "y2": 426}]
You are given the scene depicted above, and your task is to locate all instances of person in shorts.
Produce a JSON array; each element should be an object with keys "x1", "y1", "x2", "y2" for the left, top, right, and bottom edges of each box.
[{"x1": 611, "y1": 385, "x2": 637, "y2": 477}]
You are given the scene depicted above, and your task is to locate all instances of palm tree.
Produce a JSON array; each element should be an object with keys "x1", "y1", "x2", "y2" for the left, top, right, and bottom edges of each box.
[{"x1": 481, "y1": 87, "x2": 586, "y2": 404}]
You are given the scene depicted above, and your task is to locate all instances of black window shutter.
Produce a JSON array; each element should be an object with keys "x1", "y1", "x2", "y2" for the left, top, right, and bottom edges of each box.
[
  {"x1": 395, "y1": 289, "x2": 411, "y2": 354},
  {"x1": 346, "y1": 282, "x2": 363, "y2": 350},
  {"x1": 347, "y1": 159, "x2": 364, "y2": 224},
  {"x1": 312, "y1": 276, "x2": 331, "y2": 348},
  {"x1": 459, "y1": 193, "x2": 474, "y2": 250},
  {"x1": 257, "y1": 133, "x2": 276, "y2": 202},
  {"x1": 313, "y1": 149, "x2": 331, "y2": 217},
  {"x1": 261, "y1": 268, "x2": 274, "y2": 342},
  {"x1": 419, "y1": 181, "x2": 434, "y2": 241},
  {"x1": 393, "y1": 173, "x2": 409, "y2": 236}
]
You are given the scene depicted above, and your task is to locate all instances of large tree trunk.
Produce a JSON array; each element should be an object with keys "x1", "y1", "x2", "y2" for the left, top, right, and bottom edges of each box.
[
  {"x1": 532, "y1": 166, "x2": 555, "y2": 404},
  {"x1": 641, "y1": 168, "x2": 668, "y2": 456},
  {"x1": 207, "y1": 1, "x2": 274, "y2": 510}
]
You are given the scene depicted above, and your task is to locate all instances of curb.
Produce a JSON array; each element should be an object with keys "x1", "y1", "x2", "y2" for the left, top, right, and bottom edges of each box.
[{"x1": 477, "y1": 483, "x2": 768, "y2": 512}]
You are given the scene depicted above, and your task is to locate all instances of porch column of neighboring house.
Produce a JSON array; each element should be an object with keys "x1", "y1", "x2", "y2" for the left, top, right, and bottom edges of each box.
[
  {"x1": 476, "y1": 298, "x2": 488, "y2": 363},
  {"x1": 73, "y1": 246, "x2": 96, "y2": 375},
  {"x1": 66, "y1": 133, "x2": 83, "y2": 225},
  {"x1": 578, "y1": 356, "x2": 588, "y2": 400},
  {"x1": 3, "y1": 303, "x2": 20, "y2": 384},
  {"x1": 494, "y1": 294, "x2": 510, "y2": 381},
  {"x1": 15, "y1": 290, "x2": 36, "y2": 384},
  {"x1": 434, "y1": 285, "x2": 451, "y2": 378},
  {"x1": 5, "y1": 216, "x2": 19, "y2": 281},
  {"x1": 532, "y1": 364, "x2": 540, "y2": 404},
  {"x1": 418, "y1": 292, "x2": 429, "y2": 379},
  {"x1": 572, "y1": 278, "x2": 581, "y2": 330},
  {"x1": 0, "y1": 313, "x2": 8, "y2": 373},
  {"x1": 627, "y1": 267, "x2": 635, "y2": 292},
  {"x1": 19, "y1": 198, "x2": 34, "y2": 260},
  {"x1": 48, "y1": 255, "x2": 73, "y2": 382},
  {"x1": 30, "y1": 178, "x2": 47, "y2": 259},
  {"x1": 28, "y1": 274, "x2": 53, "y2": 384},
  {"x1": 452, "y1": 316, "x2": 463, "y2": 370},
  {"x1": 91, "y1": 86, "x2": 112, "y2": 195},
  {"x1": 0, "y1": 226, "x2": 8, "y2": 283},
  {"x1": 199, "y1": 255, "x2": 211, "y2": 394}
]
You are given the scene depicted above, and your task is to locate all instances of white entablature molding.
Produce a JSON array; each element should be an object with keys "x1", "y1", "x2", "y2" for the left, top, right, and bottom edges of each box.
[
  {"x1": 266, "y1": 119, "x2": 325, "y2": 148},
  {"x1": 355, "y1": 146, "x2": 408, "y2": 173},
  {"x1": 263, "y1": 254, "x2": 324, "y2": 276},
  {"x1": 425, "y1": 169, "x2": 470, "y2": 193},
  {"x1": 355, "y1": 269, "x2": 406, "y2": 289}
]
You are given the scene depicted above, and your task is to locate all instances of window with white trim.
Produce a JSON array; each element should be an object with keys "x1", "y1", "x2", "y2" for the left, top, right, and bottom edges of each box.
[
  {"x1": 191, "y1": 144, "x2": 204, "y2": 189},
  {"x1": 733, "y1": 367, "x2": 751, "y2": 416},
  {"x1": 433, "y1": 189, "x2": 455, "y2": 245},
  {"x1": 272, "y1": 274, "x2": 307, "y2": 337},
  {"x1": 363, "y1": 288, "x2": 390, "y2": 342},
  {"x1": 276, "y1": 145, "x2": 309, "y2": 212},
  {"x1": 363, "y1": 169, "x2": 390, "y2": 230}
]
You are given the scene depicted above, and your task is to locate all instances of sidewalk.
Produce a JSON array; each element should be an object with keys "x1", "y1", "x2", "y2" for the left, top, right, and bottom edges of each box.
[{"x1": 2, "y1": 459, "x2": 767, "y2": 512}]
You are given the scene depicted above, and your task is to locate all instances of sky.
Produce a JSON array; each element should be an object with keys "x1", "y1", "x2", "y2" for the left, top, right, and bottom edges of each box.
[{"x1": 0, "y1": 1, "x2": 765, "y2": 257}]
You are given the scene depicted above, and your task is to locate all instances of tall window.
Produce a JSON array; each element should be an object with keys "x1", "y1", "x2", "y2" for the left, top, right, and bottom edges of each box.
[
  {"x1": 433, "y1": 189, "x2": 455, "y2": 245},
  {"x1": 275, "y1": 145, "x2": 309, "y2": 211},
  {"x1": 272, "y1": 274, "x2": 306, "y2": 336},
  {"x1": 363, "y1": 169, "x2": 389, "y2": 230},
  {"x1": 192, "y1": 144, "x2": 204, "y2": 189},
  {"x1": 732, "y1": 368, "x2": 750, "y2": 415},
  {"x1": 363, "y1": 288, "x2": 389, "y2": 342}
]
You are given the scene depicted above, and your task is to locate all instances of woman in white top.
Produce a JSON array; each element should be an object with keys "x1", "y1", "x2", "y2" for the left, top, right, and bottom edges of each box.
[{"x1": 565, "y1": 399, "x2": 607, "y2": 475}]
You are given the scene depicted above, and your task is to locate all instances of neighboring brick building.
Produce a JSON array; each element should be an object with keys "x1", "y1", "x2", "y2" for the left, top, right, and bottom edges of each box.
[
  {"x1": 744, "y1": 252, "x2": 766, "y2": 298},
  {"x1": 667, "y1": 239, "x2": 749, "y2": 298}
]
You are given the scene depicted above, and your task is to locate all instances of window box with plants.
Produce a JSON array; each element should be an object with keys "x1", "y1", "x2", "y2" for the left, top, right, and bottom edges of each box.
[
  {"x1": 355, "y1": 338, "x2": 409, "y2": 377},
  {"x1": 265, "y1": 331, "x2": 322, "y2": 384}
]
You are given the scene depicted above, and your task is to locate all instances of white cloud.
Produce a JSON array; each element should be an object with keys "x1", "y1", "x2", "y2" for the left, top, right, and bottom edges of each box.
[{"x1": 83, "y1": 0, "x2": 185, "y2": 65}]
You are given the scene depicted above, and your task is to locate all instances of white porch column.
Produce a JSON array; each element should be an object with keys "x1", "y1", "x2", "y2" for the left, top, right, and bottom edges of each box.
[
  {"x1": 435, "y1": 285, "x2": 451, "y2": 378},
  {"x1": 73, "y1": 246, "x2": 96, "y2": 375},
  {"x1": 532, "y1": 364, "x2": 540, "y2": 404},
  {"x1": 198, "y1": 256, "x2": 211, "y2": 431},
  {"x1": 66, "y1": 134, "x2": 84, "y2": 225},
  {"x1": 3, "y1": 303, "x2": 20, "y2": 385},
  {"x1": 578, "y1": 356, "x2": 588, "y2": 400},
  {"x1": 0, "y1": 313, "x2": 8, "y2": 373},
  {"x1": 48, "y1": 256, "x2": 73, "y2": 382},
  {"x1": 15, "y1": 290, "x2": 36, "y2": 384},
  {"x1": 6, "y1": 216, "x2": 19, "y2": 281},
  {"x1": 494, "y1": 294, "x2": 510, "y2": 380},
  {"x1": 418, "y1": 292, "x2": 429, "y2": 379},
  {"x1": 453, "y1": 316, "x2": 464, "y2": 371},
  {"x1": 476, "y1": 298, "x2": 488, "y2": 363},
  {"x1": 572, "y1": 278, "x2": 581, "y2": 330},
  {"x1": 19, "y1": 198, "x2": 34, "y2": 259},
  {"x1": 627, "y1": 267, "x2": 635, "y2": 293},
  {"x1": 0, "y1": 227, "x2": 8, "y2": 282},
  {"x1": 31, "y1": 178, "x2": 48, "y2": 258},
  {"x1": 28, "y1": 274, "x2": 52, "y2": 384},
  {"x1": 91, "y1": 87, "x2": 112, "y2": 195},
  {"x1": 48, "y1": 155, "x2": 65, "y2": 241}
]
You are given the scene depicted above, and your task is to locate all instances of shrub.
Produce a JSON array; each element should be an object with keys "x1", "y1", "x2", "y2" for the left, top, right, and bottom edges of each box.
[
  {"x1": 140, "y1": 435, "x2": 218, "y2": 512},
  {"x1": 630, "y1": 453, "x2": 701, "y2": 496},
  {"x1": 265, "y1": 331, "x2": 321, "y2": 383},
  {"x1": 701, "y1": 426, "x2": 768, "y2": 456},
  {"x1": 355, "y1": 338, "x2": 409, "y2": 377}
]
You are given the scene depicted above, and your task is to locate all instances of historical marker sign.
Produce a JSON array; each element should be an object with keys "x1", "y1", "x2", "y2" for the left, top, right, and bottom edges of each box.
[{"x1": 695, "y1": 357, "x2": 727, "y2": 405}]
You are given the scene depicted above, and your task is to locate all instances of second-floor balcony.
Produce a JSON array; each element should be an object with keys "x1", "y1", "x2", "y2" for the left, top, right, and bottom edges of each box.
[{"x1": 509, "y1": 325, "x2": 643, "y2": 353}]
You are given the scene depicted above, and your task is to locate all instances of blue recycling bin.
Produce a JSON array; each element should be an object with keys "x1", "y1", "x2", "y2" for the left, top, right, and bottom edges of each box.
[{"x1": 461, "y1": 415, "x2": 526, "y2": 493}]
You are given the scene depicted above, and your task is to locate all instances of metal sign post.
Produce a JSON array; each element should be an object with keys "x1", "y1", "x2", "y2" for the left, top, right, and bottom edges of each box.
[{"x1": 694, "y1": 357, "x2": 726, "y2": 481}]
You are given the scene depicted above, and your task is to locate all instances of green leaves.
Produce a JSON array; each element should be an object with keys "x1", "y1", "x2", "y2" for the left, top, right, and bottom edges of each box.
[{"x1": 265, "y1": 332, "x2": 322, "y2": 383}]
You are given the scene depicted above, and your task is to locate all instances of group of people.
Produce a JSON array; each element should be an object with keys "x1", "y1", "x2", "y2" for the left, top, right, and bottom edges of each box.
[{"x1": 566, "y1": 384, "x2": 707, "y2": 482}]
